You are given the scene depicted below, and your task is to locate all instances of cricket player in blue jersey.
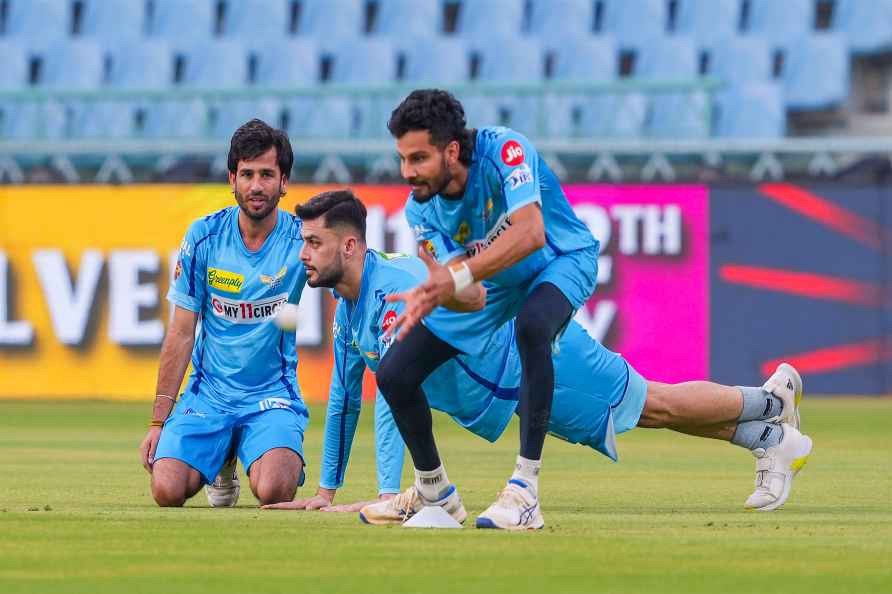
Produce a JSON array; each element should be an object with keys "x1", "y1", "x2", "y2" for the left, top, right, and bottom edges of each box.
[
  {"x1": 138, "y1": 120, "x2": 309, "y2": 508},
  {"x1": 262, "y1": 190, "x2": 813, "y2": 522}
]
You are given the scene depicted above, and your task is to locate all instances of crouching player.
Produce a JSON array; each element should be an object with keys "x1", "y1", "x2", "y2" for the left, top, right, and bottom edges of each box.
[
  {"x1": 138, "y1": 120, "x2": 308, "y2": 507},
  {"x1": 262, "y1": 190, "x2": 813, "y2": 524}
]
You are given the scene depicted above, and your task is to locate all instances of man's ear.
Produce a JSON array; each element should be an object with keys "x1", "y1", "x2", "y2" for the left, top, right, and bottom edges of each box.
[{"x1": 343, "y1": 236, "x2": 357, "y2": 258}]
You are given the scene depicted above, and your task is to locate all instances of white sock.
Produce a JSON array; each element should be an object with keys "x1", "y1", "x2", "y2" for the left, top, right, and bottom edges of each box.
[
  {"x1": 510, "y1": 455, "x2": 540, "y2": 494},
  {"x1": 414, "y1": 465, "x2": 450, "y2": 501}
]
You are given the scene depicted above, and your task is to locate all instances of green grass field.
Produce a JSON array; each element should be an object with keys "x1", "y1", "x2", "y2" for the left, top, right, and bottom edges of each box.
[{"x1": 1, "y1": 398, "x2": 889, "y2": 594}]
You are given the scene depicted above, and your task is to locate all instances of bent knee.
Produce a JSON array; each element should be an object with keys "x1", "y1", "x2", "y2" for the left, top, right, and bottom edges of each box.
[
  {"x1": 252, "y1": 482, "x2": 296, "y2": 506},
  {"x1": 151, "y1": 480, "x2": 188, "y2": 507}
]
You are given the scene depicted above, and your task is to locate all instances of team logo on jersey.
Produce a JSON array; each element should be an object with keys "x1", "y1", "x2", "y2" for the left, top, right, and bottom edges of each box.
[
  {"x1": 465, "y1": 213, "x2": 512, "y2": 257},
  {"x1": 260, "y1": 266, "x2": 287, "y2": 290},
  {"x1": 453, "y1": 221, "x2": 471, "y2": 244},
  {"x1": 507, "y1": 164, "x2": 533, "y2": 190},
  {"x1": 381, "y1": 310, "x2": 397, "y2": 332},
  {"x1": 365, "y1": 351, "x2": 380, "y2": 361},
  {"x1": 422, "y1": 240, "x2": 437, "y2": 258},
  {"x1": 211, "y1": 293, "x2": 288, "y2": 324},
  {"x1": 207, "y1": 268, "x2": 244, "y2": 293},
  {"x1": 174, "y1": 259, "x2": 183, "y2": 281},
  {"x1": 501, "y1": 140, "x2": 525, "y2": 166}
]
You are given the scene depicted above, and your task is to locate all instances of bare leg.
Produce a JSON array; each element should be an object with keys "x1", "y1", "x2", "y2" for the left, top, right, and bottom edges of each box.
[
  {"x1": 637, "y1": 380, "x2": 743, "y2": 441},
  {"x1": 248, "y1": 448, "x2": 303, "y2": 505},
  {"x1": 151, "y1": 458, "x2": 203, "y2": 507}
]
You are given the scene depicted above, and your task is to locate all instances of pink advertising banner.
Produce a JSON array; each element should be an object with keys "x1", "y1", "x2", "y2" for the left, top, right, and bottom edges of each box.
[{"x1": 564, "y1": 185, "x2": 710, "y2": 383}]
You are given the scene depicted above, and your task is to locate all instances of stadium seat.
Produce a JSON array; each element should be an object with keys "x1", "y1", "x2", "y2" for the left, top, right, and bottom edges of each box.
[
  {"x1": 38, "y1": 40, "x2": 104, "y2": 89},
  {"x1": 0, "y1": 42, "x2": 28, "y2": 90},
  {"x1": 329, "y1": 39, "x2": 398, "y2": 137},
  {"x1": 0, "y1": 101, "x2": 67, "y2": 140},
  {"x1": 674, "y1": 0, "x2": 742, "y2": 46},
  {"x1": 544, "y1": 93, "x2": 648, "y2": 139},
  {"x1": 714, "y1": 83, "x2": 785, "y2": 138},
  {"x1": 528, "y1": 0, "x2": 595, "y2": 38},
  {"x1": 471, "y1": 35, "x2": 544, "y2": 135},
  {"x1": 149, "y1": 0, "x2": 216, "y2": 39},
  {"x1": 548, "y1": 36, "x2": 617, "y2": 81},
  {"x1": 177, "y1": 40, "x2": 249, "y2": 88},
  {"x1": 602, "y1": 0, "x2": 668, "y2": 48},
  {"x1": 211, "y1": 98, "x2": 282, "y2": 139},
  {"x1": 285, "y1": 96, "x2": 353, "y2": 139},
  {"x1": 455, "y1": 0, "x2": 524, "y2": 38},
  {"x1": 298, "y1": 0, "x2": 365, "y2": 41},
  {"x1": 252, "y1": 40, "x2": 320, "y2": 86},
  {"x1": 106, "y1": 41, "x2": 175, "y2": 89},
  {"x1": 633, "y1": 36, "x2": 699, "y2": 79},
  {"x1": 142, "y1": 99, "x2": 211, "y2": 139},
  {"x1": 80, "y1": 0, "x2": 147, "y2": 38},
  {"x1": 708, "y1": 36, "x2": 772, "y2": 87},
  {"x1": 646, "y1": 90, "x2": 711, "y2": 139},
  {"x1": 780, "y1": 33, "x2": 849, "y2": 110},
  {"x1": 3, "y1": 0, "x2": 70, "y2": 39},
  {"x1": 373, "y1": 0, "x2": 441, "y2": 36},
  {"x1": 222, "y1": 0, "x2": 292, "y2": 39},
  {"x1": 399, "y1": 36, "x2": 469, "y2": 83},
  {"x1": 746, "y1": 0, "x2": 812, "y2": 48},
  {"x1": 832, "y1": 0, "x2": 892, "y2": 55}
]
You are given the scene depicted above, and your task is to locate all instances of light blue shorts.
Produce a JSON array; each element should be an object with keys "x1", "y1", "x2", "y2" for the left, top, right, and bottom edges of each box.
[
  {"x1": 154, "y1": 391, "x2": 308, "y2": 485},
  {"x1": 424, "y1": 245, "x2": 599, "y2": 355}
]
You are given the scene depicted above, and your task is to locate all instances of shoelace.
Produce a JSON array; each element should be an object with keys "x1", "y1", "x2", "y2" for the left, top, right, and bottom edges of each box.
[{"x1": 390, "y1": 486, "x2": 420, "y2": 517}]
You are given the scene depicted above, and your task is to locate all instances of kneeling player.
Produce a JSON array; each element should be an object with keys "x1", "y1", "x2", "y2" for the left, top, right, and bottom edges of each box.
[{"x1": 263, "y1": 190, "x2": 813, "y2": 524}]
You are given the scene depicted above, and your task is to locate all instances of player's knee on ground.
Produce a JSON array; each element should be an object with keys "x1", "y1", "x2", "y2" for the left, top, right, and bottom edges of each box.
[
  {"x1": 249, "y1": 449, "x2": 302, "y2": 505},
  {"x1": 151, "y1": 474, "x2": 189, "y2": 507},
  {"x1": 150, "y1": 458, "x2": 201, "y2": 507}
]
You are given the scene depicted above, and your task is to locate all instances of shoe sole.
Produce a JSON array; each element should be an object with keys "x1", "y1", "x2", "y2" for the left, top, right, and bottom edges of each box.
[
  {"x1": 475, "y1": 517, "x2": 544, "y2": 530},
  {"x1": 749, "y1": 435, "x2": 813, "y2": 512}
]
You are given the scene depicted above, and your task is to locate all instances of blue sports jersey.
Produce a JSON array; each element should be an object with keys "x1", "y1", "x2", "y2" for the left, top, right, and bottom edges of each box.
[
  {"x1": 318, "y1": 251, "x2": 645, "y2": 494},
  {"x1": 167, "y1": 207, "x2": 307, "y2": 413},
  {"x1": 319, "y1": 250, "x2": 519, "y2": 493},
  {"x1": 405, "y1": 126, "x2": 599, "y2": 285}
]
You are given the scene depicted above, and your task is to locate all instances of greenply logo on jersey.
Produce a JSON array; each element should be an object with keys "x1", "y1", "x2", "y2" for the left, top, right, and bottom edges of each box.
[{"x1": 207, "y1": 268, "x2": 244, "y2": 293}]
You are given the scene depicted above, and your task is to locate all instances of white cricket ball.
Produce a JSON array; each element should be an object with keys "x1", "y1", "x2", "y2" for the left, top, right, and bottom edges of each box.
[{"x1": 274, "y1": 303, "x2": 301, "y2": 331}]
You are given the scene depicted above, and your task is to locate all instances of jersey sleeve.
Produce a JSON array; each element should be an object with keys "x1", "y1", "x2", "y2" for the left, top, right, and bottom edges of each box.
[
  {"x1": 373, "y1": 388, "x2": 405, "y2": 495},
  {"x1": 319, "y1": 305, "x2": 367, "y2": 491},
  {"x1": 486, "y1": 130, "x2": 542, "y2": 216},
  {"x1": 405, "y1": 203, "x2": 465, "y2": 264},
  {"x1": 166, "y1": 220, "x2": 208, "y2": 313}
]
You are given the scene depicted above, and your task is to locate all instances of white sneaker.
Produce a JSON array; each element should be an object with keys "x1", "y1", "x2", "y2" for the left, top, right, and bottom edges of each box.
[
  {"x1": 762, "y1": 363, "x2": 803, "y2": 428},
  {"x1": 359, "y1": 484, "x2": 467, "y2": 526},
  {"x1": 206, "y1": 457, "x2": 240, "y2": 508},
  {"x1": 475, "y1": 479, "x2": 544, "y2": 530},
  {"x1": 744, "y1": 423, "x2": 813, "y2": 512}
]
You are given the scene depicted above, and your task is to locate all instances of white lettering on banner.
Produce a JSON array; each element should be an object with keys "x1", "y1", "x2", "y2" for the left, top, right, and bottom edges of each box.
[
  {"x1": 386, "y1": 209, "x2": 417, "y2": 256},
  {"x1": 295, "y1": 286, "x2": 322, "y2": 346},
  {"x1": 0, "y1": 251, "x2": 34, "y2": 346},
  {"x1": 573, "y1": 301, "x2": 617, "y2": 344},
  {"x1": 573, "y1": 204, "x2": 612, "y2": 250},
  {"x1": 108, "y1": 250, "x2": 164, "y2": 346},
  {"x1": 33, "y1": 249, "x2": 103, "y2": 346},
  {"x1": 210, "y1": 293, "x2": 289, "y2": 324},
  {"x1": 612, "y1": 204, "x2": 682, "y2": 255},
  {"x1": 366, "y1": 206, "x2": 386, "y2": 252}
]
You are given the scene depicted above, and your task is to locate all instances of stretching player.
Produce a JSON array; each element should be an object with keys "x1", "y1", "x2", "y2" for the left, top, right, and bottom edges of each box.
[
  {"x1": 262, "y1": 190, "x2": 813, "y2": 523},
  {"x1": 138, "y1": 120, "x2": 308, "y2": 507},
  {"x1": 374, "y1": 88, "x2": 602, "y2": 529}
]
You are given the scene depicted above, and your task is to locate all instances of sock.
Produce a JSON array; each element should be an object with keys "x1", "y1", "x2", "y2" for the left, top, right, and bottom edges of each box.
[
  {"x1": 731, "y1": 421, "x2": 784, "y2": 451},
  {"x1": 510, "y1": 455, "x2": 541, "y2": 494},
  {"x1": 414, "y1": 465, "x2": 450, "y2": 501},
  {"x1": 737, "y1": 386, "x2": 784, "y2": 421}
]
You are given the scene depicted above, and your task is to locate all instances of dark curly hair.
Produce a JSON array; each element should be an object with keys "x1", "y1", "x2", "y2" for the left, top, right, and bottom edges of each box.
[
  {"x1": 388, "y1": 89, "x2": 474, "y2": 165},
  {"x1": 227, "y1": 118, "x2": 294, "y2": 179},
  {"x1": 295, "y1": 189, "x2": 367, "y2": 241}
]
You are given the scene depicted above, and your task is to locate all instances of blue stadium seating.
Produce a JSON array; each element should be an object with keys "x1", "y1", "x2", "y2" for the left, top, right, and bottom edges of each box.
[
  {"x1": 474, "y1": 36, "x2": 544, "y2": 82},
  {"x1": 149, "y1": 0, "x2": 216, "y2": 39},
  {"x1": 832, "y1": 0, "x2": 892, "y2": 55},
  {"x1": 39, "y1": 40, "x2": 104, "y2": 89},
  {"x1": 80, "y1": 0, "x2": 147, "y2": 38},
  {"x1": 548, "y1": 36, "x2": 617, "y2": 81},
  {"x1": 329, "y1": 39, "x2": 399, "y2": 137},
  {"x1": 211, "y1": 98, "x2": 282, "y2": 138},
  {"x1": 0, "y1": 41, "x2": 28, "y2": 89},
  {"x1": 602, "y1": 0, "x2": 668, "y2": 47},
  {"x1": 746, "y1": 0, "x2": 812, "y2": 48},
  {"x1": 400, "y1": 37, "x2": 469, "y2": 83},
  {"x1": 528, "y1": 0, "x2": 595, "y2": 38},
  {"x1": 222, "y1": 0, "x2": 292, "y2": 38},
  {"x1": 298, "y1": 0, "x2": 365, "y2": 41},
  {"x1": 675, "y1": 0, "x2": 741, "y2": 46},
  {"x1": 142, "y1": 99, "x2": 210, "y2": 138},
  {"x1": 708, "y1": 36, "x2": 772, "y2": 87},
  {"x1": 647, "y1": 90, "x2": 711, "y2": 139},
  {"x1": 456, "y1": 0, "x2": 524, "y2": 38},
  {"x1": 252, "y1": 40, "x2": 320, "y2": 86},
  {"x1": 781, "y1": 33, "x2": 849, "y2": 110},
  {"x1": 634, "y1": 36, "x2": 699, "y2": 79},
  {"x1": 374, "y1": 0, "x2": 441, "y2": 37},
  {"x1": 714, "y1": 83, "x2": 785, "y2": 138},
  {"x1": 106, "y1": 41, "x2": 175, "y2": 89},
  {"x1": 286, "y1": 96, "x2": 354, "y2": 139},
  {"x1": 177, "y1": 40, "x2": 249, "y2": 88},
  {"x1": 3, "y1": 0, "x2": 69, "y2": 38}
]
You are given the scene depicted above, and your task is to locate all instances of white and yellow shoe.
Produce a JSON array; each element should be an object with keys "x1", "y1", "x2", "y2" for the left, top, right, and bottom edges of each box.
[
  {"x1": 762, "y1": 363, "x2": 804, "y2": 428},
  {"x1": 475, "y1": 479, "x2": 544, "y2": 530},
  {"x1": 206, "y1": 457, "x2": 240, "y2": 508},
  {"x1": 359, "y1": 484, "x2": 467, "y2": 526},
  {"x1": 745, "y1": 423, "x2": 813, "y2": 511}
]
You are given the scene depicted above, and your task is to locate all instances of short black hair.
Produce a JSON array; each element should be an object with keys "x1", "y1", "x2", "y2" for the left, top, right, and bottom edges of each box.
[
  {"x1": 295, "y1": 189, "x2": 367, "y2": 240},
  {"x1": 227, "y1": 118, "x2": 294, "y2": 178},
  {"x1": 388, "y1": 89, "x2": 474, "y2": 165}
]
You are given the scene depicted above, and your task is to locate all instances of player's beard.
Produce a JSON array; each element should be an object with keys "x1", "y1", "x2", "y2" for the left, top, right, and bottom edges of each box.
[
  {"x1": 306, "y1": 253, "x2": 344, "y2": 288},
  {"x1": 409, "y1": 155, "x2": 453, "y2": 203},
  {"x1": 235, "y1": 182, "x2": 282, "y2": 221}
]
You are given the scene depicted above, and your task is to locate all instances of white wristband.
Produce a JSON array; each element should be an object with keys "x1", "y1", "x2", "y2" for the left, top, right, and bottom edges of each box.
[{"x1": 448, "y1": 261, "x2": 474, "y2": 293}]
